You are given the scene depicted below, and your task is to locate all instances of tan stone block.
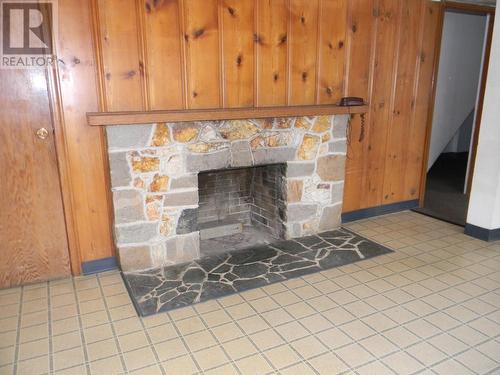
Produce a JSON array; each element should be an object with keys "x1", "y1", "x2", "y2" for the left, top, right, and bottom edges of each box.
[
  {"x1": 172, "y1": 123, "x2": 200, "y2": 143},
  {"x1": 146, "y1": 203, "x2": 161, "y2": 220},
  {"x1": 322, "y1": 133, "x2": 331, "y2": 143},
  {"x1": 298, "y1": 134, "x2": 320, "y2": 160},
  {"x1": 274, "y1": 118, "x2": 293, "y2": 129},
  {"x1": 151, "y1": 123, "x2": 170, "y2": 146},
  {"x1": 220, "y1": 120, "x2": 259, "y2": 140},
  {"x1": 316, "y1": 155, "x2": 346, "y2": 181},
  {"x1": 319, "y1": 204, "x2": 342, "y2": 231},
  {"x1": 266, "y1": 132, "x2": 293, "y2": 148},
  {"x1": 311, "y1": 116, "x2": 331, "y2": 133},
  {"x1": 160, "y1": 216, "x2": 172, "y2": 236},
  {"x1": 130, "y1": 153, "x2": 160, "y2": 173},
  {"x1": 145, "y1": 195, "x2": 163, "y2": 204},
  {"x1": 188, "y1": 142, "x2": 226, "y2": 153},
  {"x1": 133, "y1": 177, "x2": 145, "y2": 189},
  {"x1": 250, "y1": 136, "x2": 265, "y2": 150},
  {"x1": 287, "y1": 180, "x2": 303, "y2": 203},
  {"x1": 118, "y1": 246, "x2": 153, "y2": 272},
  {"x1": 149, "y1": 174, "x2": 169, "y2": 192},
  {"x1": 295, "y1": 118, "x2": 312, "y2": 130}
]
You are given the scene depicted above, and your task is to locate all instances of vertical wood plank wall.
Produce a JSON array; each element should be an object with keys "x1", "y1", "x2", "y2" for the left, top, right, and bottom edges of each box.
[{"x1": 56, "y1": 0, "x2": 441, "y2": 269}]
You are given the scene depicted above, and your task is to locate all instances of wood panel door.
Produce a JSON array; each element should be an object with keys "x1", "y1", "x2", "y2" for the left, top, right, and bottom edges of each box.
[{"x1": 0, "y1": 68, "x2": 70, "y2": 288}]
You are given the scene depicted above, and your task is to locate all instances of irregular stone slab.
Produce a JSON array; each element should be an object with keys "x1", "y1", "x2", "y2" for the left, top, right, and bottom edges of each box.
[
  {"x1": 106, "y1": 124, "x2": 153, "y2": 150},
  {"x1": 172, "y1": 122, "x2": 200, "y2": 143},
  {"x1": 177, "y1": 208, "x2": 198, "y2": 234},
  {"x1": 233, "y1": 263, "x2": 269, "y2": 278},
  {"x1": 219, "y1": 120, "x2": 259, "y2": 140},
  {"x1": 108, "y1": 152, "x2": 130, "y2": 188},
  {"x1": 170, "y1": 175, "x2": 198, "y2": 189},
  {"x1": 286, "y1": 203, "x2": 318, "y2": 221},
  {"x1": 252, "y1": 148, "x2": 295, "y2": 165},
  {"x1": 287, "y1": 180, "x2": 303, "y2": 203},
  {"x1": 164, "y1": 190, "x2": 198, "y2": 207},
  {"x1": 151, "y1": 123, "x2": 170, "y2": 146},
  {"x1": 230, "y1": 141, "x2": 253, "y2": 167},
  {"x1": 329, "y1": 140, "x2": 347, "y2": 154},
  {"x1": 311, "y1": 116, "x2": 331, "y2": 133},
  {"x1": 316, "y1": 155, "x2": 346, "y2": 181},
  {"x1": 186, "y1": 150, "x2": 231, "y2": 172},
  {"x1": 183, "y1": 268, "x2": 206, "y2": 284},
  {"x1": 297, "y1": 134, "x2": 320, "y2": 160},
  {"x1": 286, "y1": 162, "x2": 315, "y2": 177},
  {"x1": 116, "y1": 222, "x2": 158, "y2": 244},
  {"x1": 118, "y1": 245, "x2": 152, "y2": 272},
  {"x1": 333, "y1": 115, "x2": 349, "y2": 138},
  {"x1": 113, "y1": 190, "x2": 145, "y2": 224},
  {"x1": 319, "y1": 204, "x2": 342, "y2": 231}
]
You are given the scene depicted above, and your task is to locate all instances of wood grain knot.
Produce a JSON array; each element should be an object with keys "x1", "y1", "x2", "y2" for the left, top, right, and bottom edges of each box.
[
  {"x1": 338, "y1": 41, "x2": 344, "y2": 49},
  {"x1": 326, "y1": 87, "x2": 333, "y2": 96},
  {"x1": 352, "y1": 24, "x2": 357, "y2": 33},
  {"x1": 227, "y1": 6, "x2": 236, "y2": 16},
  {"x1": 72, "y1": 57, "x2": 80, "y2": 65},
  {"x1": 300, "y1": 16, "x2": 306, "y2": 24},
  {"x1": 125, "y1": 70, "x2": 136, "y2": 79},
  {"x1": 193, "y1": 28, "x2": 205, "y2": 39},
  {"x1": 273, "y1": 73, "x2": 279, "y2": 82},
  {"x1": 253, "y1": 33, "x2": 263, "y2": 44},
  {"x1": 302, "y1": 72, "x2": 308, "y2": 82},
  {"x1": 279, "y1": 34, "x2": 287, "y2": 45},
  {"x1": 236, "y1": 54, "x2": 243, "y2": 66},
  {"x1": 105, "y1": 72, "x2": 111, "y2": 80},
  {"x1": 192, "y1": 91, "x2": 198, "y2": 98}
]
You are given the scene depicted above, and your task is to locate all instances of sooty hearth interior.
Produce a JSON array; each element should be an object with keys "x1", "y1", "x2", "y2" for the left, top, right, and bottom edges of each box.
[{"x1": 198, "y1": 164, "x2": 286, "y2": 255}]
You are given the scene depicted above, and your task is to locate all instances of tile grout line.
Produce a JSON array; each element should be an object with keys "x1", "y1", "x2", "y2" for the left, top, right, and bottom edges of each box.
[{"x1": 12, "y1": 284, "x2": 25, "y2": 375}]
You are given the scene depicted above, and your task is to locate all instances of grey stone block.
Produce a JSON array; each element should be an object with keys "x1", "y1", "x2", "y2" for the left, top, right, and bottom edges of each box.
[
  {"x1": 230, "y1": 141, "x2": 253, "y2": 167},
  {"x1": 118, "y1": 245, "x2": 153, "y2": 272},
  {"x1": 252, "y1": 148, "x2": 295, "y2": 165},
  {"x1": 331, "y1": 183, "x2": 344, "y2": 203},
  {"x1": 113, "y1": 190, "x2": 145, "y2": 224},
  {"x1": 109, "y1": 152, "x2": 131, "y2": 188},
  {"x1": 286, "y1": 162, "x2": 315, "y2": 178},
  {"x1": 116, "y1": 222, "x2": 158, "y2": 245},
  {"x1": 332, "y1": 115, "x2": 349, "y2": 139},
  {"x1": 286, "y1": 204, "x2": 318, "y2": 221},
  {"x1": 319, "y1": 204, "x2": 342, "y2": 231},
  {"x1": 166, "y1": 232, "x2": 200, "y2": 263},
  {"x1": 170, "y1": 175, "x2": 198, "y2": 189},
  {"x1": 186, "y1": 150, "x2": 231, "y2": 172},
  {"x1": 106, "y1": 125, "x2": 153, "y2": 150},
  {"x1": 329, "y1": 140, "x2": 347, "y2": 154},
  {"x1": 164, "y1": 190, "x2": 198, "y2": 207},
  {"x1": 177, "y1": 208, "x2": 199, "y2": 234}
]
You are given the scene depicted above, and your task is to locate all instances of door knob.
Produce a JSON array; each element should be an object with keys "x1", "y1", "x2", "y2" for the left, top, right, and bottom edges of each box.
[{"x1": 36, "y1": 127, "x2": 49, "y2": 140}]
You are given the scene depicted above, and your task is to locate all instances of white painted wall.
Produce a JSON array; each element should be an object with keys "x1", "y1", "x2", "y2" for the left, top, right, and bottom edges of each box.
[
  {"x1": 467, "y1": 12, "x2": 500, "y2": 230},
  {"x1": 428, "y1": 12, "x2": 487, "y2": 170}
]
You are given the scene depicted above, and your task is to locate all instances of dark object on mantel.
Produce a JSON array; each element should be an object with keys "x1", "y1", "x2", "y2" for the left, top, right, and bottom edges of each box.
[
  {"x1": 122, "y1": 227, "x2": 392, "y2": 316},
  {"x1": 87, "y1": 104, "x2": 369, "y2": 126},
  {"x1": 339, "y1": 97, "x2": 365, "y2": 107}
]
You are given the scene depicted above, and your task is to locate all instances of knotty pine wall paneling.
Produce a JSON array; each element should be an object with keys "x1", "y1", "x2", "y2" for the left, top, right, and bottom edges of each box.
[{"x1": 46, "y1": 0, "x2": 443, "y2": 273}]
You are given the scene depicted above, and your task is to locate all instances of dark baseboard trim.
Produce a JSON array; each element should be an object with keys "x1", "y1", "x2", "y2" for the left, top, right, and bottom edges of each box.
[
  {"x1": 81, "y1": 257, "x2": 118, "y2": 275},
  {"x1": 341, "y1": 200, "x2": 420, "y2": 223},
  {"x1": 464, "y1": 223, "x2": 500, "y2": 242}
]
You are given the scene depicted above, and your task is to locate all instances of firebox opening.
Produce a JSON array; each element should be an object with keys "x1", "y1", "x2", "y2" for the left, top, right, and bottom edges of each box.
[{"x1": 197, "y1": 164, "x2": 287, "y2": 256}]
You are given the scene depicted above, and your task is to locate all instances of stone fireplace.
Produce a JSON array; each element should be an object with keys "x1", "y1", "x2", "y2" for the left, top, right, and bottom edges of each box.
[{"x1": 106, "y1": 115, "x2": 348, "y2": 272}]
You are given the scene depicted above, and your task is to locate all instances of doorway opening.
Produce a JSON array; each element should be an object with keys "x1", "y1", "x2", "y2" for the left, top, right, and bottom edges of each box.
[{"x1": 416, "y1": 5, "x2": 493, "y2": 226}]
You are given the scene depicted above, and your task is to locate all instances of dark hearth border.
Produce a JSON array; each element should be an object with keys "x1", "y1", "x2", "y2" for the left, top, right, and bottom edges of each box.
[{"x1": 122, "y1": 228, "x2": 393, "y2": 316}]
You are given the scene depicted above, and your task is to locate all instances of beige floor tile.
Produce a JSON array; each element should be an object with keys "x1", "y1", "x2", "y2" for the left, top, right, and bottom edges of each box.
[
  {"x1": 109, "y1": 305, "x2": 136, "y2": 321},
  {"x1": 19, "y1": 323, "x2": 48, "y2": 343},
  {"x1": 154, "y1": 338, "x2": 188, "y2": 362},
  {"x1": 51, "y1": 293, "x2": 76, "y2": 308},
  {"x1": 307, "y1": 352, "x2": 348, "y2": 375},
  {"x1": 81, "y1": 311, "x2": 109, "y2": 329},
  {"x1": 123, "y1": 347, "x2": 157, "y2": 371},
  {"x1": 217, "y1": 293, "x2": 245, "y2": 308},
  {"x1": 54, "y1": 364, "x2": 87, "y2": 375},
  {"x1": 51, "y1": 316, "x2": 80, "y2": 336},
  {"x1": 87, "y1": 337, "x2": 119, "y2": 362},
  {"x1": 129, "y1": 364, "x2": 163, "y2": 374},
  {"x1": 322, "y1": 306, "x2": 356, "y2": 325},
  {"x1": 52, "y1": 331, "x2": 83, "y2": 353},
  {"x1": 383, "y1": 326, "x2": 420, "y2": 348},
  {"x1": 293, "y1": 285, "x2": 321, "y2": 300},
  {"x1": 383, "y1": 351, "x2": 425, "y2": 375},
  {"x1": 161, "y1": 354, "x2": 198, "y2": 374},
  {"x1": 449, "y1": 325, "x2": 488, "y2": 346},
  {"x1": 112, "y1": 317, "x2": 143, "y2": 336},
  {"x1": 238, "y1": 315, "x2": 270, "y2": 335},
  {"x1": 18, "y1": 338, "x2": 49, "y2": 360},
  {"x1": 84, "y1": 323, "x2": 114, "y2": 344},
  {"x1": 210, "y1": 322, "x2": 244, "y2": 343},
  {"x1": 0, "y1": 331, "x2": 16, "y2": 348},
  {"x1": 53, "y1": 347, "x2": 85, "y2": 371},
  {"x1": 431, "y1": 359, "x2": 475, "y2": 375},
  {"x1": 405, "y1": 319, "x2": 443, "y2": 339},
  {"x1": 20, "y1": 310, "x2": 48, "y2": 328},
  {"x1": 264, "y1": 345, "x2": 301, "y2": 369},
  {"x1": 290, "y1": 336, "x2": 327, "y2": 359},
  {"x1": 271, "y1": 291, "x2": 301, "y2": 306},
  {"x1": 340, "y1": 320, "x2": 376, "y2": 341},
  {"x1": 118, "y1": 330, "x2": 150, "y2": 352},
  {"x1": 280, "y1": 362, "x2": 316, "y2": 375},
  {"x1": 225, "y1": 302, "x2": 255, "y2": 320},
  {"x1": 315, "y1": 327, "x2": 353, "y2": 349},
  {"x1": 223, "y1": 337, "x2": 257, "y2": 360},
  {"x1": 306, "y1": 295, "x2": 337, "y2": 312},
  {"x1": 286, "y1": 302, "x2": 316, "y2": 319},
  {"x1": 51, "y1": 305, "x2": 78, "y2": 322},
  {"x1": 193, "y1": 299, "x2": 220, "y2": 314},
  {"x1": 141, "y1": 313, "x2": 169, "y2": 329},
  {"x1": 174, "y1": 316, "x2": 206, "y2": 336},
  {"x1": 335, "y1": 342, "x2": 375, "y2": 368},
  {"x1": 235, "y1": 354, "x2": 273, "y2": 375},
  {"x1": 203, "y1": 363, "x2": 238, "y2": 375},
  {"x1": 200, "y1": 309, "x2": 232, "y2": 327},
  {"x1": 250, "y1": 329, "x2": 284, "y2": 351},
  {"x1": 249, "y1": 296, "x2": 279, "y2": 313},
  {"x1": 191, "y1": 346, "x2": 229, "y2": 371},
  {"x1": 261, "y1": 308, "x2": 294, "y2": 326},
  {"x1": 274, "y1": 321, "x2": 308, "y2": 342},
  {"x1": 90, "y1": 356, "x2": 124, "y2": 375},
  {"x1": 359, "y1": 334, "x2": 398, "y2": 358},
  {"x1": 0, "y1": 346, "x2": 14, "y2": 366},
  {"x1": 455, "y1": 349, "x2": 498, "y2": 374},
  {"x1": 146, "y1": 322, "x2": 178, "y2": 343},
  {"x1": 356, "y1": 360, "x2": 395, "y2": 375},
  {"x1": 183, "y1": 330, "x2": 217, "y2": 352},
  {"x1": 79, "y1": 298, "x2": 105, "y2": 315},
  {"x1": 406, "y1": 341, "x2": 447, "y2": 367},
  {"x1": 0, "y1": 317, "x2": 18, "y2": 333},
  {"x1": 16, "y1": 355, "x2": 49, "y2": 375}
]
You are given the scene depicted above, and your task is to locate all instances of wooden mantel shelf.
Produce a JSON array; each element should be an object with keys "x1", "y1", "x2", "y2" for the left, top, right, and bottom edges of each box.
[{"x1": 87, "y1": 104, "x2": 368, "y2": 126}]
